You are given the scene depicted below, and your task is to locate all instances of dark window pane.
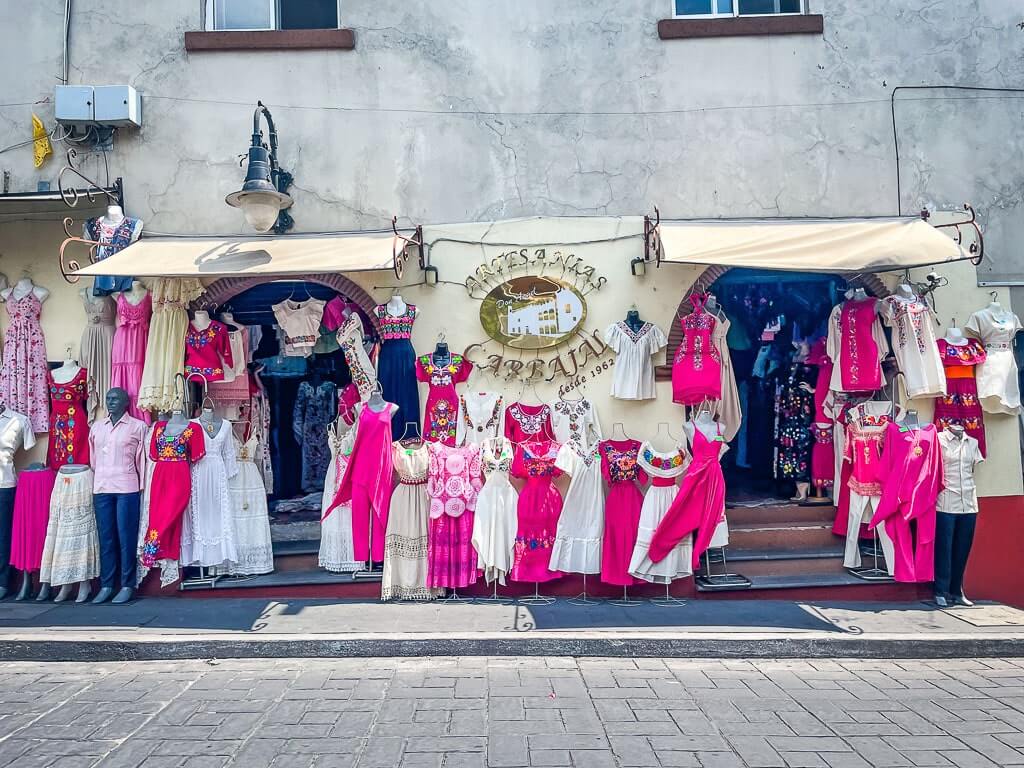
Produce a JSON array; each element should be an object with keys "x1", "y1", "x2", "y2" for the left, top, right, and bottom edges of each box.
[
  {"x1": 717, "y1": 0, "x2": 733, "y2": 12},
  {"x1": 676, "y1": 0, "x2": 714, "y2": 15},
  {"x1": 738, "y1": 0, "x2": 802, "y2": 13},
  {"x1": 280, "y1": 0, "x2": 337, "y2": 29}
]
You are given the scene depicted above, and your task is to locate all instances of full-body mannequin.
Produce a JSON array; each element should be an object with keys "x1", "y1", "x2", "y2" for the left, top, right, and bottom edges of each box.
[{"x1": 90, "y1": 388, "x2": 147, "y2": 604}]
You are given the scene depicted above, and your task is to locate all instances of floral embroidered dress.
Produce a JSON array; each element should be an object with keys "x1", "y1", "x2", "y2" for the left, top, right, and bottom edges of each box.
[
  {"x1": 416, "y1": 353, "x2": 472, "y2": 446},
  {"x1": 504, "y1": 402, "x2": 554, "y2": 444},
  {"x1": 110, "y1": 292, "x2": 151, "y2": 422},
  {"x1": 375, "y1": 302, "x2": 420, "y2": 439},
  {"x1": 550, "y1": 397, "x2": 603, "y2": 451},
  {"x1": 46, "y1": 368, "x2": 90, "y2": 469},
  {"x1": 509, "y1": 440, "x2": 563, "y2": 583},
  {"x1": 292, "y1": 380, "x2": 337, "y2": 492},
  {"x1": 336, "y1": 314, "x2": 375, "y2": 401},
  {"x1": 826, "y1": 298, "x2": 888, "y2": 393},
  {"x1": 672, "y1": 295, "x2": 722, "y2": 405},
  {"x1": 933, "y1": 338, "x2": 987, "y2": 456},
  {"x1": 456, "y1": 392, "x2": 504, "y2": 446},
  {"x1": 0, "y1": 293, "x2": 49, "y2": 433},
  {"x1": 629, "y1": 442, "x2": 690, "y2": 584},
  {"x1": 184, "y1": 320, "x2": 234, "y2": 383},
  {"x1": 471, "y1": 437, "x2": 518, "y2": 585},
  {"x1": 84, "y1": 216, "x2": 139, "y2": 295},
  {"x1": 425, "y1": 442, "x2": 483, "y2": 589},
  {"x1": 882, "y1": 295, "x2": 946, "y2": 399},
  {"x1": 139, "y1": 421, "x2": 206, "y2": 583},
  {"x1": 599, "y1": 438, "x2": 647, "y2": 586}
]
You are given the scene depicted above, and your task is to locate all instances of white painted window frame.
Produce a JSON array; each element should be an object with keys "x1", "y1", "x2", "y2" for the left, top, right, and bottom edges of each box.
[
  {"x1": 672, "y1": 0, "x2": 807, "y2": 19},
  {"x1": 206, "y1": 0, "x2": 343, "y2": 31}
]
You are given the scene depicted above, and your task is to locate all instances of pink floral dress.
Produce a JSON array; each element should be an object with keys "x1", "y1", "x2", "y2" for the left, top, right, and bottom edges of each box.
[
  {"x1": 509, "y1": 440, "x2": 563, "y2": 583},
  {"x1": 0, "y1": 293, "x2": 48, "y2": 433},
  {"x1": 416, "y1": 353, "x2": 471, "y2": 446},
  {"x1": 426, "y1": 442, "x2": 483, "y2": 589}
]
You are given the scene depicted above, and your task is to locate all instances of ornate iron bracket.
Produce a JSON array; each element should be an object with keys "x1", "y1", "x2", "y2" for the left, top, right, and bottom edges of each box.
[
  {"x1": 391, "y1": 216, "x2": 425, "y2": 279},
  {"x1": 922, "y1": 204, "x2": 984, "y2": 266},
  {"x1": 644, "y1": 206, "x2": 662, "y2": 266},
  {"x1": 58, "y1": 216, "x2": 100, "y2": 285},
  {"x1": 57, "y1": 148, "x2": 123, "y2": 209}
]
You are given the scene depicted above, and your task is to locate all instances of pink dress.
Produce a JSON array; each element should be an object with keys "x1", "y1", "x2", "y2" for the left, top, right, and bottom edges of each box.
[
  {"x1": 869, "y1": 423, "x2": 943, "y2": 583},
  {"x1": 504, "y1": 402, "x2": 554, "y2": 443},
  {"x1": 806, "y1": 338, "x2": 834, "y2": 491},
  {"x1": 0, "y1": 293, "x2": 48, "y2": 433},
  {"x1": 649, "y1": 425, "x2": 727, "y2": 570},
  {"x1": 184, "y1": 320, "x2": 234, "y2": 384},
  {"x1": 509, "y1": 441, "x2": 563, "y2": 583},
  {"x1": 416, "y1": 353, "x2": 472, "y2": 446},
  {"x1": 426, "y1": 442, "x2": 483, "y2": 589},
  {"x1": 672, "y1": 295, "x2": 722, "y2": 405},
  {"x1": 110, "y1": 293, "x2": 152, "y2": 422},
  {"x1": 827, "y1": 298, "x2": 886, "y2": 392},
  {"x1": 325, "y1": 404, "x2": 397, "y2": 563},
  {"x1": 599, "y1": 438, "x2": 646, "y2": 586}
]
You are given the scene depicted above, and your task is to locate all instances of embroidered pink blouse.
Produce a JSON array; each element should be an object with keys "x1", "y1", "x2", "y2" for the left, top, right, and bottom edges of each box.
[{"x1": 184, "y1": 320, "x2": 234, "y2": 383}]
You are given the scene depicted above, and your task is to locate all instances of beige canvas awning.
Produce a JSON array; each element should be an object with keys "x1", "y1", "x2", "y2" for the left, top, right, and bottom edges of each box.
[
  {"x1": 657, "y1": 217, "x2": 972, "y2": 273},
  {"x1": 73, "y1": 231, "x2": 396, "y2": 277}
]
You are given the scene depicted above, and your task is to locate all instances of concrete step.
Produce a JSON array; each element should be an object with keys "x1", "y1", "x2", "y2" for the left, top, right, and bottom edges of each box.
[
  {"x1": 726, "y1": 520, "x2": 838, "y2": 550},
  {"x1": 271, "y1": 539, "x2": 323, "y2": 573},
  {"x1": 726, "y1": 504, "x2": 836, "y2": 526}
]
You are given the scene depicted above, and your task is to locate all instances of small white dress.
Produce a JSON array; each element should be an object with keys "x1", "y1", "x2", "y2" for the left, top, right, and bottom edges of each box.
[
  {"x1": 603, "y1": 321, "x2": 667, "y2": 400},
  {"x1": 181, "y1": 422, "x2": 239, "y2": 569},
  {"x1": 629, "y1": 442, "x2": 691, "y2": 584},
  {"x1": 882, "y1": 295, "x2": 947, "y2": 399},
  {"x1": 224, "y1": 435, "x2": 274, "y2": 576},
  {"x1": 456, "y1": 392, "x2": 505, "y2": 446},
  {"x1": 550, "y1": 397, "x2": 603, "y2": 451},
  {"x1": 966, "y1": 306, "x2": 1022, "y2": 414},
  {"x1": 549, "y1": 442, "x2": 603, "y2": 574},
  {"x1": 470, "y1": 438, "x2": 518, "y2": 585},
  {"x1": 319, "y1": 423, "x2": 361, "y2": 572}
]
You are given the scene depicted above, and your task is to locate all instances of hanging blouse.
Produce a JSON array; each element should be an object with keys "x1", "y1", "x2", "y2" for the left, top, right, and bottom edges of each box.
[
  {"x1": 456, "y1": 392, "x2": 504, "y2": 446},
  {"x1": 184, "y1": 320, "x2": 235, "y2": 383},
  {"x1": 603, "y1": 321, "x2": 667, "y2": 400},
  {"x1": 672, "y1": 296, "x2": 722, "y2": 405},
  {"x1": 843, "y1": 418, "x2": 887, "y2": 497},
  {"x1": 550, "y1": 397, "x2": 603, "y2": 451},
  {"x1": 84, "y1": 216, "x2": 141, "y2": 295},
  {"x1": 882, "y1": 295, "x2": 946, "y2": 399},
  {"x1": 272, "y1": 298, "x2": 326, "y2": 354},
  {"x1": 504, "y1": 402, "x2": 554, "y2": 444},
  {"x1": 826, "y1": 299, "x2": 888, "y2": 393},
  {"x1": 336, "y1": 314, "x2": 375, "y2": 401}
]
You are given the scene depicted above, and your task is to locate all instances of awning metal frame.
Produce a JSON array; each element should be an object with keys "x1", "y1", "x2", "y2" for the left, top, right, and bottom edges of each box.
[
  {"x1": 391, "y1": 215, "x2": 425, "y2": 279},
  {"x1": 922, "y1": 204, "x2": 984, "y2": 266}
]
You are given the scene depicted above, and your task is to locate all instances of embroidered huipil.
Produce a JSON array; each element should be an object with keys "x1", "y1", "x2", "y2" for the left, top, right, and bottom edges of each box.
[
  {"x1": 509, "y1": 441, "x2": 563, "y2": 583},
  {"x1": 868, "y1": 423, "x2": 943, "y2": 583},
  {"x1": 46, "y1": 368, "x2": 90, "y2": 469},
  {"x1": 184, "y1": 321, "x2": 234, "y2": 383},
  {"x1": 336, "y1": 314, "x2": 375, "y2": 401},
  {"x1": 374, "y1": 303, "x2": 420, "y2": 439},
  {"x1": 934, "y1": 339, "x2": 987, "y2": 455},
  {"x1": 84, "y1": 216, "x2": 140, "y2": 295},
  {"x1": 416, "y1": 354, "x2": 471, "y2": 446},
  {"x1": 843, "y1": 418, "x2": 886, "y2": 496},
  {"x1": 599, "y1": 438, "x2": 646, "y2": 586},
  {"x1": 882, "y1": 296, "x2": 946, "y2": 398},
  {"x1": 826, "y1": 298, "x2": 888, "y2": 393},
  {"x1": 672, "y1": 295, "x2": 722, "y2": 405},
  {"x1": 603, "y1": 322, "x2": 667, "y2": 401},
  {"x1": 456, "y1": 392, "x2": 504, "y2": 446},
  {"x1": 425, "y1": 442, "x2": 483, "y2": 589},
  {"x1": 550, "y1": 397, "x2": 603, "y2": 451},
  {"x1": 272, "y1": 298, "x2": 326, "y2": 355},
  {"x1": 504, "y1": 402, "x2": 554, "y2": 444}
]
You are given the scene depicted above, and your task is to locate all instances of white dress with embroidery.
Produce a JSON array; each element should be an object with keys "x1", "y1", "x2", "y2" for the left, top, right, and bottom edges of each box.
[
  {"x1": 966, "y1": 307, "x2": 1022, "y2": 414},
  {"x1": 629, "y1": 442, "x2": 691, "y2": 583},
  {"x1": 320, "y1": 422, "x2": 362, "y2": 572},
  {"x1": 603, "y1": 321, "x2": 667, "y2": 400},
  {"x1": 456, "y1": 392, "x2": 505, "y2": 446},
  {"x1": 549, "y1": 442, "x2": 604, "y2": 574},
  {"x1": 470, "y1": 438, "x2": 518, "y2": 585},
  {"x1": 550, "y1": 397, "x2": 603, "y2": 451},
  {"x1": 181, "y1": 422, "x2": 239, "y2": 569},
  {"x1": 336, "y1": 314, "x2": 375, "y2": 401},
  {"x1": 223, "y1": 435, "x2": 274, "y2": 576},
  {"x1": 882, "y1": 295, "x2": 947, "y2": 399}
]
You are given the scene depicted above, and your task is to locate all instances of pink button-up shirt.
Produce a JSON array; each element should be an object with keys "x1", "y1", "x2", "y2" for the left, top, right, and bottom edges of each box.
[{"x1": 88, "y1": 414, "x2": 148, "y2": 493}]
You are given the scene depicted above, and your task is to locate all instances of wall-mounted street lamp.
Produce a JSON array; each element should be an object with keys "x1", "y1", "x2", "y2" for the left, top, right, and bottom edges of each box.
[{"x1": 226, "y1": 101, "x2": 294, "y2": 234}]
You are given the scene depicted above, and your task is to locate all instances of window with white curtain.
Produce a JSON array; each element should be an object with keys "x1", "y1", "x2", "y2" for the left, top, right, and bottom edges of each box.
[
  {"x1": 674, "y1": 0, "x2": 805, "y2": 17},
  {"x1": 210, "y1": 0, "x2": 340, "y2": 30}
]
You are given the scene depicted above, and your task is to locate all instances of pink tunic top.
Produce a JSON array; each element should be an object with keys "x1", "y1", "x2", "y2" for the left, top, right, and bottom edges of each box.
[
  {"x1": 827, "y1": 298, "x2": 886, "y2": 392},
  {"x1": 672, "y1": 295, "x2": 722, "y2": 405},
  {"x1": 324, "y1": 404, "x2": 397, "y2": 522},
  {"x1": 416, "y1": 353, "x2": 472, "y2": 446},
  {"x1": 184, "y1": 320, "x2": 234, "y2": 383},
  {"x1": 504, "y1": 402, "x2": 554, "y2": 444},
  {"x1": 843, "y1": 419, "x2": 886, "y2": 496}
]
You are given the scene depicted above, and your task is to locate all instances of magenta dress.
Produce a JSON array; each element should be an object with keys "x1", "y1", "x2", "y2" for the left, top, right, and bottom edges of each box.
[
  {"x1": 426, "y1": 442, "x2": 482, "y2": 589},
  {"x1": 504, "y1": 402, "x2": 554, "y2": 443},
  {"x1": 599, "y1": 438, "x2": 646, "y2": 586},
  {"x1": 649, "y1": 425, "x2": 727, "y2": 570},
  {"x1": 509, "y1": 441, "x2": 563, "y2": 583},
  {"x1": 325, "y1": 404, "x2": 396, "y2": 563},
  {"x1": 672, "y1": 295, "x2": 722, "y2": 405},
  {"x1": 830, "y1": 298, "x2": 885, "y2": 392},
  {"x1": 806, "y1": 338, "x2": 835, "y2": 492},
  {"x1": 0, "y1": 293, "x2": 48, "y2": 433},
  {"x1": 416, "y1": 353, "x2": 471, "y2": 446},
  {"x1": 10, "y1": 467, "x2": 56, "y2": 571},
  {"x1": 110, "y1": 293, "x2": 152, "y2": 422}
]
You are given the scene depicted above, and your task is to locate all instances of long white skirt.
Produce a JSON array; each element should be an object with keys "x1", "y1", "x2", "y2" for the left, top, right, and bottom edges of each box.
[
  {"x1": 225, "y1": 460, "x2": 274, "y2": 576},
  {"x1": 182, "y1": 452, "x2": 237, "y2": 569},
  {"x1": 629, "y1": 485, "x2": 693, "y2": 584},
  {"x1": 39, "y1": 470, "x2": 99, "y2": 586},
  {"x1": 319, "y1": 448, "x2": 361, "y2": 572}
]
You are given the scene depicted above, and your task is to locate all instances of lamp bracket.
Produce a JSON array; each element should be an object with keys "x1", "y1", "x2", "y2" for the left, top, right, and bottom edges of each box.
[
  {"x1": 391, "y1": 216, "x2": 425, "y2": 279},
  {"x1": 58, "y1": 148, "x2": 123, "y2": 209}
]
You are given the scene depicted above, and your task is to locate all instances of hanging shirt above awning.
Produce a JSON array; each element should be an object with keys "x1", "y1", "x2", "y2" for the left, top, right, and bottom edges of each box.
[
  {"x1": 657, "y1": 216, "x2": 972, "y2": 273},
  {"x1": 73, "y1": 231, "x2": 395, "y2": 277}
]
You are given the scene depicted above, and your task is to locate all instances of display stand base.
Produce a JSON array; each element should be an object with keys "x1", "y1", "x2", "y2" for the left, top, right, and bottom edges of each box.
[
  {"x1": 696, "y1": 548, "x2": 751, "y2": 591},
  {"x1": 567, "y1": 574, "x2": 599, "y2": 605},
  {"x1": 476, "y1": 582, "x2": 514, "y2": 605},
  {"x1": 801, "y1": 495, "x2": 833, "y2": 506},
  {"x1": 179, "y1": 566, "x2": 221, "y2": 591},
  {"x1": 518, "y1": 583, "x2": 555, "y2": 606},
  {"x1": 443, "y1": 589, "x2": 473, "y2": 604},
  {"x1": 848, "y1": 566, "x2": 893, "y2": 582},
  {"x1": 353, "y1": 562, "x2": 383, "y2": 581},
  {"x1": 609, "y1": 586, "x2": 643, "y2": 606},
  {"x1": 650, "y1": 583, "x2": 687, "y2": 607}
]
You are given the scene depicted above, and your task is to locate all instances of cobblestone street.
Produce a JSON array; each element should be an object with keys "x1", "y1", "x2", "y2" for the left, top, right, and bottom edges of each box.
[{"x1": 0, "y1": 657, "x2": 1021, "y2": 767}]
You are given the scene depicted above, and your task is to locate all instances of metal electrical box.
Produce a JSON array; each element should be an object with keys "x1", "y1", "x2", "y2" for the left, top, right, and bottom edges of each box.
[
  {"x1": 54, "y1": 85, "x2": 95, "y2": 124},
  {"x1": 55, "y1": 84, "x2": 142, "y2": 129}
]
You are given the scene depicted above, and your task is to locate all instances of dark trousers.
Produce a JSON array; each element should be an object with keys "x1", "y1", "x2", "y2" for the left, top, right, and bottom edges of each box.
[
  {"x1": 0, "y1": 487, "x2": 14, "y2": 590},
  {"x1": 94, "y1": 492, "x2": 141, "y2": 589},
  {"x1": 934, "y1": 511, "x2": 976, "y2": 598}
]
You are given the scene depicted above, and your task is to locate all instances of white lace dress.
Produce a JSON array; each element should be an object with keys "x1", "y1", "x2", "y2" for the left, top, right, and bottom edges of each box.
[
  {"x1": 181, "y1": 422, "x2": 239, "y2": 569},
  {"x1": 629, "y1": 442, "x2": 691, "y2": 584},
  {"x1": 320, "y1": 422, "x2": 361, "y2": 572},
  {"x1": 39, "y1": 469, "x2": 100, "y2": 586},
  {"x1": 224, "y1": 435, "x2": 274, "y2": 576},
  {"x1": 470, "y1": 438, "x2": 518, "y2": 585},
  {"x1": 549, "y1": 442, "x2": 604, "y2": 574}
]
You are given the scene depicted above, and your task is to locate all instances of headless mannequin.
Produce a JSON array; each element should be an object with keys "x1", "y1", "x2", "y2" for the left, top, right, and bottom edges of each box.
[
  {"x1": 899, "y1": 409, "x2": 921, "y2": 429},
  {"x1": 164, "y1": 407, "x2": 190, "y2": 438},
  {"x1": 624, "y1": 309, "x2": 644, "y2": 334},
  {"x1": 386, "y1": 294, "x2": 407, "y2": 317},
  {"x1": 51, "y1": 353, "x2": 82, "y2": 385},
  {"x1": 686, "y1": 409, "x2": 720, "y2": 444},
  {"x1": 191, "y1": 309, "x2": 212, "y2": 332},
  {"x1": 52, "y1": 462, "x2": 91, "y2": 604},
  {"x1": 895, "y1": 283, "x2": 917, "y2": 301},
  {"x1": 609, "y1": 422, "x2": 630, "y2": 442},
  {"x1": 122, "y1": 280, "x2": 148, "y2": 306},
  {"x1": 945, "y1": 326, "x2": 968, "y2": 346},
  {"x1": 198, "y1": 403, "x2": 223, "y2": 439},
  {"x1": 103, "y1": 204, "x2": 124, "y2": 226},
  {"x1": 366, "y1": 385, "x2": 391, "y2": 413},
  {"x1": 0, "y1": 277, "x2": 49, "y2": 304},
  {"x1": 432, "y1": 340, "x2": 451, "y2": 367}
]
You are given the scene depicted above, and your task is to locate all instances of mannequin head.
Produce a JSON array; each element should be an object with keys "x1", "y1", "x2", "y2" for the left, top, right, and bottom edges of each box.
[{"x1": 106, "y1": 388, "x2": 130, "y2": 422}]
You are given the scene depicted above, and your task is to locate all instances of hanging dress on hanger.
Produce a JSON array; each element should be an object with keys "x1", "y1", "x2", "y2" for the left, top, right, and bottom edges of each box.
[
  {"x1": 336, "y1": 313, "x2": 376, "y2": 401},
  {"x1": 672, "y1": 295, "x2": 722, "y2": 406},
  {"x1": 882, "y1": 295, "x2": 946, "y2": 399},
  {"x1": 598, "y1": 438, "x2": 646, "y2": 586},
  {"x1": 272, "y1": 297, "x2": 326, "y2": 357},
  {"x1": 416, "y1": 353, "x2": 472, "y2": 446},
  {"x1": 46, "y1": 368, "x2": 90, "y2": 469},
  {"x1": 0, "y1": 292, "x2": 49, "y2": 433},
  {"x1": 710, "y1": 313, "x2": 742, "y2": 441},
  {"x1": 292, "y1": 380, "x2": 337, "y2": 493},
  {"x1": 550, "y1": 441, "x2": 603, "y2": 575},
  {"x1": 138, "y1": 279, "x2": 205, "y2": 414},
  {"x1": 509, "y1": 440, "x2": 563, "y2": 583},
  {"x1": 110, "y1": 292, "x2": 152, "y2": 422},
  {"x1": 80, "y1": 293, "x2": 116, "y2": 423},
  {"x1": 225, "y1": 435, "x2": 274, "y2": 576},
  {"x1": 382, "y1": 442, "x2": 442, "y2": 601},
  {"x1": 603, "y1": 321, "x2": 667, "y2": 401},
  {"x1": 933, "y1": 338, "x2": 987, "y2": 456},
  {"x1": 965, "y1": 306, "x2": 1022, "y2": 415},
  {"x1": 826, "y1": 298, "x2": 888, "y2": 393},
  {"x1": 629, "y1": 442, "x2": 690, "y2": 584},
  {"x1": 374, "y1": 302, "x2": 420, "y2": 439},
  {"x1": 504, "y1": 402, "x2": 553, "y2": 444},
  {"x1": 550, "y1": 397, "x2": 603, "y2": 451},
  {"x1": 181, "y1": 421, "x2": 238, "y2": 570},
  {"x1": 471, "y1": 437, "x2": 518, "y2": 585}
]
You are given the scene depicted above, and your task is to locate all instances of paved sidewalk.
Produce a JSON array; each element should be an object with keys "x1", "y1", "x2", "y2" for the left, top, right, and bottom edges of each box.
[
  {"x1": 0, "y1": 656, "x2": 1023, "y2": 767},
  {"x1": 0, "y1": 598, "x2": 1023, "y2": 660}
]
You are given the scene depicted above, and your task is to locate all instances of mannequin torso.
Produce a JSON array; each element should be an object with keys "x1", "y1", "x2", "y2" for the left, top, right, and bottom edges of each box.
[
  {"x1": 191, "y1": 310, "x2": 212, "y2": 332},
  {"x1": 163, "y1": 411, "x2": 190, "y2": 438},
  {"x1": 944, "y1": 327, "x2": 969, "y2": 346},
  {"x1": 198, "y1": 406, "x2": 223, "y2": 438},
  {"x1": 1, "y1": 277, "x2": 48, "y2": 303},
  {"x1": 51, "y1": 360, "x2": 82, "y2": 384},
  {"x1": 122, "y1": 280, "x2": 149, "y2": 306},
  {"x1": 386, "y1": 295, "x2": 407, "y2": 317},
  {"x1": 624, "y1": 309, "x2": 644, "y2": 334}
]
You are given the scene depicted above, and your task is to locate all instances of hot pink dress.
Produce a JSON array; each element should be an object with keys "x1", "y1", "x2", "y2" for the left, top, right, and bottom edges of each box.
[
  {"x1": 0, "y1": 293, "x2": 49, "y2": 433},
  {"x1": 110, "y1": 293, "x2": 152, "y2": 422},
  {"x1": 649, "y1": 424, "x2": 727, "y2": 570},
  {"x1": 869, "y1": 423, "x2": 943, "y2": 583},
  {"x1": 672, "y1": 295, "x2": 722, "y2": 405},
  {"x1": 504, "y1": 402, "x2": 554, "y2": 443},
  {"x1": 325, "y1": 404, "x2": 397, "y2": 563},
  {"x1": 426, "y1": 442, "x2": 483, "y2": 589},
  {"x1": 184, "y1": 320, "x2": 234, "y2": 384},
  {"x1": 805, "y1": 338, "x2": 834, "y2": 492},
  {"x1": 10, "y1": 467, "x2": 56, "y2": 571},
  {"x1": 599, "y1": 438, "x2": 646, "y2": 586},
  {"x1": 416, "y1": 353, "x2": 472, "y2": 446},
  {"x1": 509, "y1": 441, "x2": 563, "y2": 583},
  {"x1": 827, "y1": 298, "x2": 886, "y2": 392}
]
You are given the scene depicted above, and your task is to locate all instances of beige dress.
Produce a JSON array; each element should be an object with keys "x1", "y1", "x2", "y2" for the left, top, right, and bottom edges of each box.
[
  {"x1": 80, "y1": 293, "x2": 116, "y2": 423},
  {"x1": 39, "y1": 469, "x2": 100, "y2": 586},
  {"x1": 711, "y1": 316, "x2": 742, "y2": 442},
  {"x1": 382, "y1": 443, "x2": 442, "y2": 601},
  {"x1": 138, "y1": 279, "x2": 204, "y2": 413}
]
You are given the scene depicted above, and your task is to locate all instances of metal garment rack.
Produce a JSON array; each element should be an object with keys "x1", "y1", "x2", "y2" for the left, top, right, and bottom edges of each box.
[{"x1": 694, "y1": 547, "x2": 752, "y2": 591}]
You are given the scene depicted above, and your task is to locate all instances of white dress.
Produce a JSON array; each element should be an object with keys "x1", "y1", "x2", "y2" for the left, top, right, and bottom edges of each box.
[
  {"x1": 603, "y1": 321, "x2": 667, "y2": 400},
  {"x1": 181, "y1": 422, "x2": 239, "y2": 569},
  {"x1": 549, "y1": 442, "x2": 603, "y2": 574},
  {"x1": 882, "y1": 295, "x2": 947, "y2": 399},
  {"x1": 966, "y1": 307, "x2": 1022, "y2": 414},
  {"x1": 470, "y1": 438, "x2": 518, "y2": 585},
  {"x1": 456, "y1": 392, "x2": 505, "y2": 446},
  {"x1": 550, "y1": 397, "x2": 603, "y2": 451},
  {"x1": 224, "y1": 435, "x2": 274, "y2": 576},
  {"x1": 39, "y1": 469, "x2": 100, "y2": 587},
  {"x1": 320, "y1": 423, "x2": 361, "y2": 572},
  {"x1": 629, "y1": 442, "x2": 691, "y2": 583}
]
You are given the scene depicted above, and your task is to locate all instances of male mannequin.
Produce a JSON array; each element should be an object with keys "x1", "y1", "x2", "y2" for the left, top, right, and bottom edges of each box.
[{"x1": 89, "y1": 387, "x2": 147, "y2": 604}]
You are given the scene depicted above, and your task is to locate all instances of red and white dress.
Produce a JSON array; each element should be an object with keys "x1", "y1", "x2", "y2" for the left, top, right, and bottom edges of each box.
[
  {"x1": 416, "y1": 353, "x2": 472, "y2": 446},
  {"x1": 933, "y1": 339, "x2": 987, "y2": 456}
]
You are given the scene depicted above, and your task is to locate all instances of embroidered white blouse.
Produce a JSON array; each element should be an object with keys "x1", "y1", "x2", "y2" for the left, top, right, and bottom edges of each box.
[{"x1": 603, "y1": 321, "x2": 667, "y2": 401}]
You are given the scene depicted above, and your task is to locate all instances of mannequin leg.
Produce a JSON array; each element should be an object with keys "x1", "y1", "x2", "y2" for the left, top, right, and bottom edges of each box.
[
  {"x1": 35, "y1": 583, "x2": 51, "y2": 601},
  {"x1": 0, "y1": 488, "x2": 15, "y2": 599},
  {"x1": 93, "y1": 493, "x2": 117, "y2": 604},
  {"x1": 75, "y1": 581, "x2": 91, "y2": 603},
  {"x1": 14, "y1": 572, "x2": 31, "y2": 601},
  {"x1": 54, "y1": 584, "x2": 73, "y2": 602},
  {"x1": 117, "y1": 493, "x2": 141, "y2": 591},
  {"x1": 843, "y1": 493, "x2": 868, "y2": 568},
  {"x1": 950, "y1": 513, "x2": 977, "y2": 601},
  {"x1": 371, "y1": 507, "x2": 387, "y2": 564}
]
